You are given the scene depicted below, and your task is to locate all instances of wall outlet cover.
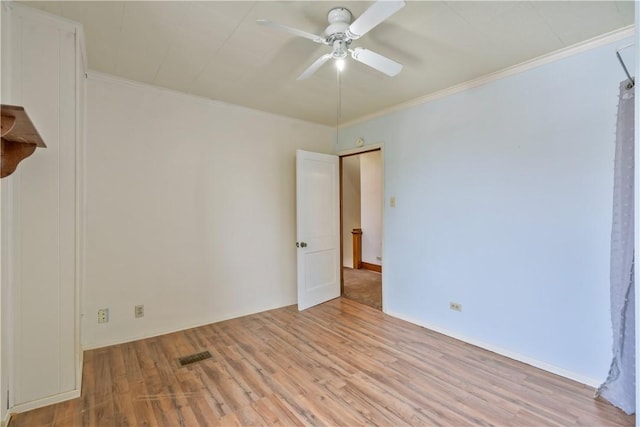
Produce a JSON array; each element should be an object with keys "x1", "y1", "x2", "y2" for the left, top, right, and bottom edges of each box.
[
  {"x1": 98, "y1": 308, "x2": 109, "y2": 323},
  {"x1": 135, "y1": 305, "x2": 144, "y2": 318}
]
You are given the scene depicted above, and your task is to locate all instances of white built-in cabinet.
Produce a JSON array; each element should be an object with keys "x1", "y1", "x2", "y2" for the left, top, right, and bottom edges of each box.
[{"x1": 0, "y1": 3, "x2": 85, "y2": 416}]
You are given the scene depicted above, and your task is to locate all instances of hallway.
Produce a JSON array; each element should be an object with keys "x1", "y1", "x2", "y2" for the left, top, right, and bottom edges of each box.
[{"x1": 343, "y1": 267, "x2": 382, "y2": 310}]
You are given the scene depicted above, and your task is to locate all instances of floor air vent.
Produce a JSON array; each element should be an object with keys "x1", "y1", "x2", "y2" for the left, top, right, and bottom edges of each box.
[{"x1": 178, "y1": 350, "x2": 212, "y2": 366}]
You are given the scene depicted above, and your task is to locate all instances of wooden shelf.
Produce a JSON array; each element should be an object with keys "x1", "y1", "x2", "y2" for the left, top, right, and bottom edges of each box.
[{"x1": 1, "y1": 104, "x2": 46, "y2": 178}]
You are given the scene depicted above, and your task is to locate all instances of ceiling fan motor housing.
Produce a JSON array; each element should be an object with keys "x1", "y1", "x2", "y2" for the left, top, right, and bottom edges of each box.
[{"x1": 325, "y1": 8, "x2": 352, "y2": 38}]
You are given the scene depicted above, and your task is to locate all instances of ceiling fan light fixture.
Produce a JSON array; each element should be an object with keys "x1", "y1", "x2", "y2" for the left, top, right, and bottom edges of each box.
[
  {"x1": 335, "y1": 58, "x2": 346, "y2": 72},
  {"x1": 332, "y1": 39, "x2": 349, "y2": 58}
]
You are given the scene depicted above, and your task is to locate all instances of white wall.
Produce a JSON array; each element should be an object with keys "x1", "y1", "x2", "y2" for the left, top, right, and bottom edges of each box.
[
  {"x1": 84, "y1": 74, "x2": 333, "y2": 349},
  {"x1": 342, "y1": 156, "x2": 361, "y2": 268},
  {"x1": 336, "y1": 35, "x2": 635, "y2": 385},
  {"x1": 360, "y1": 151, "x2": 382, "y2": 266}
]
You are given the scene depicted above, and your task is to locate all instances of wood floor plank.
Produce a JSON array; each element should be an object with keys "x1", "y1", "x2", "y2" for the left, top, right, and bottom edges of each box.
[
  {"x1": 128, "y1": 381, "x2": 159, "y2": 427},
  {"x1": 8, "y1": 298, "x2": 634, "y2": 427},
  {"x1": 80, "y1": 349, "x2": 97, "y2": 427},
  {"x1": 250, "y1": 394, "x2": 305, "y2": 427}
]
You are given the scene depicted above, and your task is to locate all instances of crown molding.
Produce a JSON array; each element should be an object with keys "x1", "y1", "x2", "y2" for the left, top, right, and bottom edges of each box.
[{"x1": 341, "y1": 25, "x2": 635, "y2": 128}]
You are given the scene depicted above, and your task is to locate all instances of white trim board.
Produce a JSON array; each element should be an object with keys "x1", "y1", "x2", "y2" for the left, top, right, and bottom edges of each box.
[
  {"x1": 74, "y1": 20, "x2": 86, "y2": 400},
  {"x1": 9, "y1": 389, "x2": 80, "y2": 415},
  {"x1": 385, "y1": 310, "x2": 601, "y2": 388},
  {"x1": 341, "y1": 25, "x2": 635, "y2": 128}
]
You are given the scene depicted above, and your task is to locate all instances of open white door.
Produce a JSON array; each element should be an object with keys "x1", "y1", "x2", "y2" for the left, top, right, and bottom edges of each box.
[{"x1": 296, "y1": 150, "x2": 340, "y2": 310}]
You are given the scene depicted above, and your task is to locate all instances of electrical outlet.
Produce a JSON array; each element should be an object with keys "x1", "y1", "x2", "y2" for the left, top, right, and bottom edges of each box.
[
  {"x1": 135, "y1": 305, "x2": 144, "y2": 318},
  {"x1": 449, "y1": 302, "x2": 462, "y2": 312},
  {"x1": 98, "y1": 308, "x2": 109, "y2": 323}
]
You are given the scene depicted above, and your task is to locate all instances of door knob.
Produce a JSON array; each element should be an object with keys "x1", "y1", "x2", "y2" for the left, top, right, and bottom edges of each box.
[{"x1": 300, "y1": 242, "x2": 307, "y2": 248}]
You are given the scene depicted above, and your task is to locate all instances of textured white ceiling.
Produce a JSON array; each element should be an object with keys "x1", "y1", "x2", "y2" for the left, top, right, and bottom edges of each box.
[{"x1": 21, "y1": 1, "x2": 634, "y2": 125}]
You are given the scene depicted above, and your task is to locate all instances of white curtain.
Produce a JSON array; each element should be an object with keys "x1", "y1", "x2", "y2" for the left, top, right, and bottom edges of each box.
[{"x1": 596, "y1": 80, "x2": 635, "y2": 414}]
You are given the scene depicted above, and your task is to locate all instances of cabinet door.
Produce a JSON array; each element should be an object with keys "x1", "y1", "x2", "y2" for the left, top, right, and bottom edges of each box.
[{"x1": 9, "y1": 6, "x2": 80, "y2": 406}]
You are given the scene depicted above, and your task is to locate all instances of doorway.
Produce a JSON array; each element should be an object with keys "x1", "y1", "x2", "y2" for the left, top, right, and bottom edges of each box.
[{"x1": 340, "y1": 148, "x2": 383, "y2": 311}]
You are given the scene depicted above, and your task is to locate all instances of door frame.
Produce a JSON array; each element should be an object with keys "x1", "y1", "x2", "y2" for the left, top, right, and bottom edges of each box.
[{"x1": 337, "y1": 144, "x2": 384, "y2": 310}]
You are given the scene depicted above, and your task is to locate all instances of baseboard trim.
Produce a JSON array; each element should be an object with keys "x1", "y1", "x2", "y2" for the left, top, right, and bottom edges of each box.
[
  {"x1": 2, "y1": 409, "x2": 11, "y2": 427},
  {"x1": 82, "y1": 299, "x2": 297, "y2": 350},
  {"x1": 385, "y1": 310, "x2": 601, "y2": 388},
  {"x1": 361, "y1": 262, "x2": 382, "y2": 273},
  {"x1": 11, "y1": 389, "x2": 81, "y2": 415}
]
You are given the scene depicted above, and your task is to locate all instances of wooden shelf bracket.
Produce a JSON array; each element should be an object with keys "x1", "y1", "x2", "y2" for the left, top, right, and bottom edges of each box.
[{"x1": 1, "y1": 104, "x2": 46, "y2": 178}]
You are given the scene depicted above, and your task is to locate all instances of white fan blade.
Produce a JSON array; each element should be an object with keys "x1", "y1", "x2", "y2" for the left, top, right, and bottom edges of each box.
[
  {"x1": 256, "y1": 19, "x2": 326, "y2": 44},
  {"x1": 298, "y1": 54, "x2": 333, "y2": 80},
  {"x1": 351, "y1": 47, "x2": 402, "y2": 76},
  {"x1": 347, "y1": 0, "x2": 405, "y2": 39}
]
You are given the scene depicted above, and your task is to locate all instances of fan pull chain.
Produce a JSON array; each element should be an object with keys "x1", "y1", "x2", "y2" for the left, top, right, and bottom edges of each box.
[{"x1": 336, "y1": 68, "x2": 341, "y2": 144}]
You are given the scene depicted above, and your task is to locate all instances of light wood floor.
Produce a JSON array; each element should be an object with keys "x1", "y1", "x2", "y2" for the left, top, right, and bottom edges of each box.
[{"x1": 9, "y1": 298, "x2": 633, "y2": 426}]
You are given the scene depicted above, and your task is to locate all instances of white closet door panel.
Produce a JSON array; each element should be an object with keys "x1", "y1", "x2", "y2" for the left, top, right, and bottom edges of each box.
[
  {"x1": 14, "y1": 14, "x2": 77, "y2": 404},
  {"x1": 17, "y1": 16, "x2": 63, "y2": 403}
]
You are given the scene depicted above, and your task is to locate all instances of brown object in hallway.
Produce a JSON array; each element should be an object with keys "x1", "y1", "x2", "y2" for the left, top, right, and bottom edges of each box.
[
  {"x1": 343, "y1": 267, "x2": 382, "y2": 310},
  {"x1": 1, "y1": 105, "x2": 46, "y2": 178},
  {"x1": 7, "y1": 298, "x2": 633, "y2": 427},
  {"x1": 352, "y1": 228, "x2": 362, "y2": 269}
]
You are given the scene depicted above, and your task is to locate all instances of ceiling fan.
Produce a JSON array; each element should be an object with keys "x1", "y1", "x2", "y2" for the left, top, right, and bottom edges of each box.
[{"x1": 257, "y1": 0, "x2": 406, "y2": 80}]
